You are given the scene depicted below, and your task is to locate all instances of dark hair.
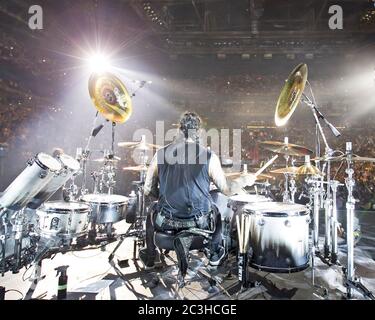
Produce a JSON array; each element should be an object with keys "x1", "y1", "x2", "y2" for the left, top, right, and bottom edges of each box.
[{"x1": 179, "y1": 111, "x2": 201, "y2": 139}]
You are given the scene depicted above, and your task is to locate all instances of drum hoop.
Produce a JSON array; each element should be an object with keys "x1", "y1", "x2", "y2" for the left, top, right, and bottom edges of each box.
[
  {"x1": 244, "y1": 209, "x2": 308, "y2": 217},
  {"x1": 81, "y1": 195, "x2": 129, "y2": 205},
  {"x1": 59, "y1": 154, "x2": 80, "y2": 171},
  {"x1": 35, "y1": 153, "x2": 61, "y2": 171},
  {"x1": 83, "y1": 200, "x2": 127, "y2": 206},
  {"x1": 40, "y1": 201, "x2": 90, "y2": 213}
]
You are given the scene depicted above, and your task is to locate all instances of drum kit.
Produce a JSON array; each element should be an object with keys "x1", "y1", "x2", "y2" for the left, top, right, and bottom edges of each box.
[
  {"x1": 0, "y1": 71, "x2": 153, "y2": 281},
  {"x1": 0, "y1": 63, "x2": 374, "y2": 300},
  {"x1": 211, "y1": 63, "x2": 375, "y2": 299}
]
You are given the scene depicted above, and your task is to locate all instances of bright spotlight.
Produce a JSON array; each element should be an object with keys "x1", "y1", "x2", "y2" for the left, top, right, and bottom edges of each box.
[{"x1": 86, "y1": 53, "x2": 111, "y2": 73}]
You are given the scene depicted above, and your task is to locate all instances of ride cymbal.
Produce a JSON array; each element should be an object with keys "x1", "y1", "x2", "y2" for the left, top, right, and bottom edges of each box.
[
  {"x1": 270, "y1": 167, "x2": 299, "y2": 175},
  {"x1": 88, "y1": 72, "x2": 132, "y2": 124},
  {"x1": 225, "y1": 172, "x2": 274, "y2": 180},
  {"x1": 275, "y1": 63, "x2": 308, "y2": 126},
  {"x1": 260, "y1": 140, "x2": 313, "y2": 157}
]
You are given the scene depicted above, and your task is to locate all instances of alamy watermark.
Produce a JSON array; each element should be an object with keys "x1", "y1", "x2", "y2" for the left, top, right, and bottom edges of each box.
[
  {"x1": 28, "y1": 4, "x2": 347, "y2": 31},
  {"x1": 131, "y1": 121, "x2": 243, "y2": 170},
  {"x1": 28, "y1": 5, "x2": 43, "y2": 30}
]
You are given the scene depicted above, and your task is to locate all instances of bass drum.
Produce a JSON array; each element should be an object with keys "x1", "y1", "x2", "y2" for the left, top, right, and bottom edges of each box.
[
  {"x1": 244, "y1": 202, "x2": 310, "y2": 273},
  {"x1": 36, "y1": 201, "x2": 90, "y2": 240}
]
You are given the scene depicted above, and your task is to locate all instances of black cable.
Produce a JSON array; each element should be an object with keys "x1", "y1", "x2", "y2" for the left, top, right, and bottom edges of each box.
[
  {"x1": 5, "y1": 289, "x2": 24, "y2": 300},
  {"x1": 22, "y1": 264, "x2": 33, "y2": 282}
]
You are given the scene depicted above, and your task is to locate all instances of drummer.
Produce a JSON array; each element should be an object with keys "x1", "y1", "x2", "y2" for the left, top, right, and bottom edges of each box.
[{"x1": 139, "y1": 111, "x2": 256, "y2": 270}]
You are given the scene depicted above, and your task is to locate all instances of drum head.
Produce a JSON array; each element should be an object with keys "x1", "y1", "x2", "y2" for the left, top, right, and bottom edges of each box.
[
  {"x1": 230, "y1": 194, "x2": 270, "y2": 203},
  {"x1": 37, "y1": 153, "x2": 62, "y2": 171},
  {"x1": 59, "y1": 154, "x2": 80, "y2": 171},
  {"x1": 82, "y1": 194, "x2": 129, "y2": 204},
  {"x1": 42, "y1": 201, "x2": 90, "y2": 212},
  {"x1": 244, "y1": 202, "x2": 308, "y2": 216}
]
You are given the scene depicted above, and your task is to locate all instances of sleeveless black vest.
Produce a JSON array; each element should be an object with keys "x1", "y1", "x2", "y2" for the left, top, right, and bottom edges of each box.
[{"x1": 156, "y1": 140, "x2": 212, "y2": 219}]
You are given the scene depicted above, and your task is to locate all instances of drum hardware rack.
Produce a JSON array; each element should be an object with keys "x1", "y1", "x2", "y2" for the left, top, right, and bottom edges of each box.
[{"x1": 343, "y1": 142, "x2": 374, "y2": 300}]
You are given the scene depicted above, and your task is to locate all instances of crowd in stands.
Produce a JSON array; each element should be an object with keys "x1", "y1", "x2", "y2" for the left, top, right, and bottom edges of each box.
[{"x1": 1, "y1": 29, "x2": 374, "y2": 209}]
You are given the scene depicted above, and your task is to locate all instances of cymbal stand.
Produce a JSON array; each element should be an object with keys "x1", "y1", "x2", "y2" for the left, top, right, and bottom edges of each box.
[
  {"x1": 80, "y1": 112, "x2": 102, "y2": 196},
  {"x1": 282, "y1": 137, "x2": 291, "y2": 203},
  {"x1": 0, "y1": 209, "x2": 7, "y2": 276},
  {"x1": 289, "y1": 173, "x2": 297, "y2": 203},
  {"x1": 330, "y1": 180, "x2": 343, "y2": 264},
  {"x1": 310, "y1": 177, "x2": 321, "y2": 253},
  {"x1": 91, "y1": 170, "x2": 100, "y2": 194},
  {"x1": 106, "y1": 123, "x2": 117, "y2": 195},
  {"x1": 344, "y1": 142, "x2": 374, "y2": 300},
  {"x1": 323, "y1": 158, "x2": 333, "y2": 259}
]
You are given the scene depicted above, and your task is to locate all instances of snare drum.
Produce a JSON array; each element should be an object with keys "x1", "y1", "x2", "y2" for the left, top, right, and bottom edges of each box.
[
  {"x1": 244, "y1": 202, "x2": 310, "y2": 273},
  {"x1": 81, "y1": 194, "x2": 129, "y2": 224},
  {"x1": 36, "y1": 201, "x2": 90, "y2": 239}
]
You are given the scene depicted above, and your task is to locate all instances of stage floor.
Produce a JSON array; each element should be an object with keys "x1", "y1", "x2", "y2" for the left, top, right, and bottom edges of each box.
[{"x1": 1, "y1": 211, "x2": 375, "y2": 300}]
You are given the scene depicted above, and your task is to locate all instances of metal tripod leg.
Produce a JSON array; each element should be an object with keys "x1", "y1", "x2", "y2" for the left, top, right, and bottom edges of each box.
[
  {"x1": 330, "y1": 181, "x2": 340, "y2": 264},
  {"x1": 313, "y1": 183, "x2": 320, "y2": 252}
]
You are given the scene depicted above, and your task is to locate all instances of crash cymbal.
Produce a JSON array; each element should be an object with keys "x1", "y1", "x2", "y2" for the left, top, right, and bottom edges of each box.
[
  {"x1": 260, "y1": 140, "x2": 313, "y2": 156},
  {"x1": 122, "y1": 165, "x2": 148, "y2": 172},
  {"x1": 270, "y1": 167, "x2": 299, "y2": 175},
  {"x1": 313, "y1": 155, "x2": 375, "y2": 163},
  {"x1": 275, "y1": 63, "x2": 308, "y2": 126},
  {"x1": 118, "y1": 141, "x2": 161, "y2": 150},
  {"x1": 88, "y1": 72, "x2": 132, "y2": 124},
  {"x1": 225, "y1": 172, "x2": 274, "y2": 180},
  {"x1": 296, "y1": 163, "x2": 323, "y2": 176}
]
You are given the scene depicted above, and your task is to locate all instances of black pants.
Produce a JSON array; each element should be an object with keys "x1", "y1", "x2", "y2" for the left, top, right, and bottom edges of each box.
[{"x1": 145, "y1": 209, "x2": 222, "y2": 260}]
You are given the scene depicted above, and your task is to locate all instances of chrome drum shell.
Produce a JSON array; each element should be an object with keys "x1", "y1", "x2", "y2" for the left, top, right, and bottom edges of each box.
[
  {"x1": 36, "y1": 201, "x2": 90, "y2": 239},
  {"x1": 244, "y1": 202, "x2": 310, "y2": 273},
  {"x1": 27, "y1": 154, "x2": 80, "y2": 209},
  {"x1": 0, "y1": 153, "x2": 62, "y2": 211},
  {"x1": 81, "y1": 194, "x2": 129, "y2": 224}
]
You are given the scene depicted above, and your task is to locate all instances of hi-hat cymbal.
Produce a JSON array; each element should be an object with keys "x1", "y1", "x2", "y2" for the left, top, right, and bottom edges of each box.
[
  {"x1": 122, "y1": 165, "x2": 148, "y2": 172},
  {"x1": 225, "y1": 172, "x2": 274, "y2": 180},
  {"x1": 296, "y1": 164, "x2": 323, "y2": 176},
  {"x1": 118, "y1": 141, "x2": 161, "y2": 150},
  {"x1": 260, "y1": 140, "x2": 313, "y2": 156},
  {"x1": 275, "y1": 63, "x2": 308, "y2": 126},
  {"x1": 88, "y1": 72, "x2": 132, "y2": 124}
]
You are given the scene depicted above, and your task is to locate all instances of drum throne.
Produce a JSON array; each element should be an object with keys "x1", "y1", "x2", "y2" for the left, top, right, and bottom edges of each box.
[{"x1": 150, "y1": 210, "x2": 221, "y2": 293}]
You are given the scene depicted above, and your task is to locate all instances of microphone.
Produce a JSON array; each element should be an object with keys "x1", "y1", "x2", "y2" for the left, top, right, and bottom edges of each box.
[
  {"x1": 312, "y1": 105, "x2": 341, "y2": 137},
  {"x1": 324, "y1": 119, "x2": 341, "y2": 137}
]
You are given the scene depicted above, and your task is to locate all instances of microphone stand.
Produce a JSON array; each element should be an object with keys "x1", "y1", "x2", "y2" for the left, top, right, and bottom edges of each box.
[{"x1": 301, "y1": 93, "x2": 341, "y2": 262}]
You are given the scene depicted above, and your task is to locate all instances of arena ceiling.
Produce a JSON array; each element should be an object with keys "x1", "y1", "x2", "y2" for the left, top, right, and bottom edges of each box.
[
  {"x1": 1, "y1": 0, "x2": 375, "y2": 58},
  {"x1": 127, "y1": 0, "x2": 375, "y2": 56}
]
